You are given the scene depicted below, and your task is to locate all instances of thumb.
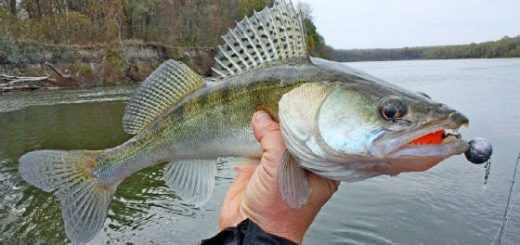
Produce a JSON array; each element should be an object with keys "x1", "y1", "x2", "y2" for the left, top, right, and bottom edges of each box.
[{"x1": 252, "y1": 111, "x2": 286, "y2": 175}]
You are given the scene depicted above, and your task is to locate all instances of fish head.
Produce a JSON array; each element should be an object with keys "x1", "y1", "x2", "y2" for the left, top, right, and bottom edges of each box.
[
  {"x1": 370, "y1": 90, "x2": 469, "y2": 170},
  {"x1": 279, "y1": 77, "x2": 470, "y2": 180}
]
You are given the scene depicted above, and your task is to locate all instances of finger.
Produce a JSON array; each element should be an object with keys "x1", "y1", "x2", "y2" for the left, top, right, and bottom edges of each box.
[
  {"x1": 233, "y1": 164, "x2": 257, "y2": 182},
  {"x1": 220, "y1": 165, "x2": 256, "y2": 229},
  {"x1": 228, "y1": 161, "x2": 258, "y2": 195},
  {"x1": 307, "y1": 173, "x2": 340, "y2": 206},
  {"x1": 252, "y1": 111, "x2": 286, "y2": 172}
]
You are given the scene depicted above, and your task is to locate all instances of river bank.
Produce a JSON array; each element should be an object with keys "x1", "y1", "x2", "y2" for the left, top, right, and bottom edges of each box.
[
  {"x1": 0, "y1": 39, "x2": 215, "y2": 91},
  {"x1": 330, "y1": 35, "x2": 520, "y2": 62}
]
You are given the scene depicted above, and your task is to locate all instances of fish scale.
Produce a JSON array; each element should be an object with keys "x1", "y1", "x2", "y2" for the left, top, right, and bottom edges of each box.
[{"x1": 17, "y1": 2, "x2": 483, "y2": 244}]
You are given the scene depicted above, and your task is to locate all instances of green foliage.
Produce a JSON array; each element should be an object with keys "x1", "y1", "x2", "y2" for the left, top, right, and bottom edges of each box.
[
  {"x1": 304, "y1": 19, "x2": 322, "y2": 49},
  {"x1": 238, "y1": 0, "x2": 270, "y2": 16},
  {"x1": 104, "y1": 49, "x2": 125, "y2": 70},
  {"x1": 421, "y1": 36, "x2": 520, "y2": 59},
  {"x1": 332, "y1": 48, "x2": 424, "y2": 62},
  {"x1": 331, "y1": 35, "x2": 520, "y2": 62},
  {"x1": 75, "y1": 63, "x2": 94, "y2": 75},
  {"x1": 0, "y1": 0, "x2": 278, "y2": 48},
  {"x1": 0, "y1": 11, "x2": 20, "y2": 35},
  {"x1": 24, "y1": 12, "x2": 91, "y2": 43},
  {"x1": 0, "y1": 35, "x2": 41, "y2": 65},
  {"x1": 0, "y1": 10, "x2": 119, "y2": 44},
  {"x1": 0, "y1": 35, "x2": 17, "y2": 63},
  {"x1": 1, "y1": 0, "x2": 339, "y2": 84},
  {"x1": 303, "y1": 18, "x2": 332, "y2": 59}
]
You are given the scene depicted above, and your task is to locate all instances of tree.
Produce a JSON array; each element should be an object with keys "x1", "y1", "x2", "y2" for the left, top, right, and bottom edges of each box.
[
  {"x1": 8, "y1": 0, "x2": 16, "y2": 15},
  {"x1": 297, "y1": 2, "x2": 312, "y2": 20},
  {"x1": 296, "y1": 4, "x2": 330, "y2": 58},
  {"x1": 238, "y1": 0, "x2": 270, "y2": 16}
]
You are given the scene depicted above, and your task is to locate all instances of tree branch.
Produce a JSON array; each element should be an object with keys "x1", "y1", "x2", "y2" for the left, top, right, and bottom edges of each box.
[{"x1": 45, "y1": 62, "x2": 79, "y2": 82}]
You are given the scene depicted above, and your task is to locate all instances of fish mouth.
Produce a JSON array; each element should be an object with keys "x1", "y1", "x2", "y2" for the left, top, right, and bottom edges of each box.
[
  {"x1": 370, "y1": 113, "x2": 470, "y2": 158},
  {"x1": 388, "y1": 128, "x2": 469, "y2": 158}
]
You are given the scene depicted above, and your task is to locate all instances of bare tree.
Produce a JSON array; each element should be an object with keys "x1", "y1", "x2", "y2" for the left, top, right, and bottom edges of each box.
[
  {"x1": 9, "y1": 0, "x2": 17, "y2": 15},
  {"x1": 297, "y1": 2, "x2": 312, "y2": 20}
]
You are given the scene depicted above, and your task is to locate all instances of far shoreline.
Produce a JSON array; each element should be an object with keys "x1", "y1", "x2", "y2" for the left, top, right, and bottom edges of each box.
[
  {"x1": 329, "y1": 36, "x2": 520, "y2": 63},
  {"x1": 343, "y1": 57, "x2": 520, "y2": 63}
]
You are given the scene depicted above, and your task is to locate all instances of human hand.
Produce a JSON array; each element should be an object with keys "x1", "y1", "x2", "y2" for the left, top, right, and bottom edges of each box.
[{"x1": 219, "y1": 111, "x2": 339, "y2": 244}]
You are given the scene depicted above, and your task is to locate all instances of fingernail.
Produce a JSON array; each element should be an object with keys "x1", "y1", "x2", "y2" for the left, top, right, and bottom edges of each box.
[{"x1": 255, "y1": 111, "x2": 271, "y2": 124}]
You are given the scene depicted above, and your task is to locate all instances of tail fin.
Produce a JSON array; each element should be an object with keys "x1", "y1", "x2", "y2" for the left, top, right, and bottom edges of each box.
[{"x1": 19, "y1": 150, "x2": 115, "y2": 244}]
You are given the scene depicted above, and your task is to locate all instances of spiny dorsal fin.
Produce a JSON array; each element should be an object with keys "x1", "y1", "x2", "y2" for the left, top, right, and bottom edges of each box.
[
  {"x1": 211, "y1": 1, "x2": 308, "y2": 79},
  {"x1": 123, "y1": 60, "x2": 204, "y2": 135}
]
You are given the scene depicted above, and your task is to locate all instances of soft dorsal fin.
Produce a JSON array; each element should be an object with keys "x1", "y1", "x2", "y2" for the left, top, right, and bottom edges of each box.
[
  {"x1": 123, "y1": 60, "x2": 204, "y2": 135},
  {"x1": 211, "y1": 1, "x2": 308, "y2": 79}
]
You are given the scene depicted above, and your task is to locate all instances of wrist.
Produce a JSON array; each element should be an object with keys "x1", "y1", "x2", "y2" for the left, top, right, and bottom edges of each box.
[
  {"x1": 262, "y1": 227, "x2": 304, "y2": 244},
  {"x1": 205, "y1": 219, "x2": 299, "y2": 245},
  {"x1": 250, "y1": 216, "x2": 306, "y2": 244}
]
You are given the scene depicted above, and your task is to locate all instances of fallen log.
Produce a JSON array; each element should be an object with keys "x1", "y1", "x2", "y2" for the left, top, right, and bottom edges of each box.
[
  {"x1": 0, "y1": 84, "x2": 40, "y2": 92},
  {"x1": 0, "y1": 76, "x2": 50, "y2": 86},
  {"x1": 0, "y1": 73, "x2": 56, "y2": 92},
  {"x1": 45, "y1": 62, "x2": 79, "y2": 83}
]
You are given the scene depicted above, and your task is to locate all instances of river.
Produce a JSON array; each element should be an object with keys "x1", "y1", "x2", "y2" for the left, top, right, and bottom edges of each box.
[{"x1": 1, "y1": 58, "x2": 519, "y2": 244}]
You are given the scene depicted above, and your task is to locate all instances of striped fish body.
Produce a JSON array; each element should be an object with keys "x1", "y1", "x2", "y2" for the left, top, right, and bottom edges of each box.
[
  {"x1": 96, "y1": 66, "x2": 314, "y2": 183},
  {"x1": 18, "y1": 2, "x2": 314, "y2": 242},
  {"x1": 95, "y1": 59, "x2": 351, "y2": 185},
  {"x1": 17, "y1": 1, "x2": 478, "y2": 244}
]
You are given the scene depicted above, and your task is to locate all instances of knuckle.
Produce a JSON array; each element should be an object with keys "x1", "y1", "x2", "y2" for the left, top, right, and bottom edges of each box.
[{"x1": 262, "y1": 121, "x2": 280, "y2": 133}]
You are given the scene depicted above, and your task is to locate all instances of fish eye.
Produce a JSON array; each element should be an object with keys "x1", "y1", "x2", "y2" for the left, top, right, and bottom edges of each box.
[
  {"x1": 379, "y1": 97, "x2": 407, "y2": 121},
  {"x1": 417, "y1": 92, "x2": 431, "y2": 99}
]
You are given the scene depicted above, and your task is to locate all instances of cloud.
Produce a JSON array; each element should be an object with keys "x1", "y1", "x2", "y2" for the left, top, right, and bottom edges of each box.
[{"x1": 292, "y1": 0, "x2": 520, "y2": 49}]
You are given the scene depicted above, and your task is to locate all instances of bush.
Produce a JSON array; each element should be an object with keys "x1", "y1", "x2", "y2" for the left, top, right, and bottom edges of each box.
[
  {"x1": 0, "y1": 35, "x2": 41, "y2": 65},
  {"x1": 0, "y1": 35, "x2": 16, "y2": 64},
  {"x1": 75, "y1": 63, "x2": 94, "y2": 75},
  {"x1": 104, "y1": 49, "x2": 125, "y2": 70}
]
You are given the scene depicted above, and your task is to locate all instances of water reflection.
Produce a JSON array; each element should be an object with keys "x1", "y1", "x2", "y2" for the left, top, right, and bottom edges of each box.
[{"x1": 1, "y1": 59, "x2": 520, "y2": 244}]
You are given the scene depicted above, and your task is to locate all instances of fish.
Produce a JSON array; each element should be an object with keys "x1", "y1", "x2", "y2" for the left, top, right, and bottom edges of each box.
[{"x1": 18, "y1": 1, "x2": 479, "y2": 244}]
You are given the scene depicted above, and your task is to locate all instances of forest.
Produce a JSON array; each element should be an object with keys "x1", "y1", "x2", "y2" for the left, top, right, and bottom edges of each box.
[
  {"x1": 0, "y1": 0, "x2": 277, "y2": 47},
  {"x1": 0, "y1": 0, "x2": 517, "y2": 90},
  {"x1": 0, "y1": 0, "x2": 328, "y2": 89},
  {"x1": 330, "y1": 35, "x2": 520, "y2": 62}
]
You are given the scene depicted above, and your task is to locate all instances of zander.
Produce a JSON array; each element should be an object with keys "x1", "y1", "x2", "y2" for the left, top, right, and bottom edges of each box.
[{"x1": 18, "y1": 1, "x2": 491, "y2": 244}]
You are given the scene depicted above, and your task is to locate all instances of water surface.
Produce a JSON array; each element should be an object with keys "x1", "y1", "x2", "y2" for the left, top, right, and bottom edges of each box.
[{"x1": 1, "y1": 58, "x2": 519, "y2": 244}]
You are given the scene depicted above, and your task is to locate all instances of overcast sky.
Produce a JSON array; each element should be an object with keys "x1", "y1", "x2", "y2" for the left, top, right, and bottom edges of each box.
[{"x1": 291, "y1": 0, "x2": 520, "y2": 49}]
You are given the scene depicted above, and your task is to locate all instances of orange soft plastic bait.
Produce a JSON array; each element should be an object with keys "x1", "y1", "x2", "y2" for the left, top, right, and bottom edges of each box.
[{"x1": 409, "y1": 129, "x2": 445, "y2": 145}]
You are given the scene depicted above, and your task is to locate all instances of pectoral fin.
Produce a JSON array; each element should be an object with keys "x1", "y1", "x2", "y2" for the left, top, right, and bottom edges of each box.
[
  {"x1": 163, "y1": 159, "x2": 217, "y2": 207},
  {"x1": 279, "y1": 151, "x2": 311, "y2": 209}
]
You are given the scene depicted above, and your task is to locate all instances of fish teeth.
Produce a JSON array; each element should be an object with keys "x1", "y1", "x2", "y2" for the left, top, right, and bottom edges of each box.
[
  {"x1": 445, "y1": 128, "x2": 459, "y2": 134},
  {"x1": 442, "y1": 134, "x2": 458, "y2": 143}
]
